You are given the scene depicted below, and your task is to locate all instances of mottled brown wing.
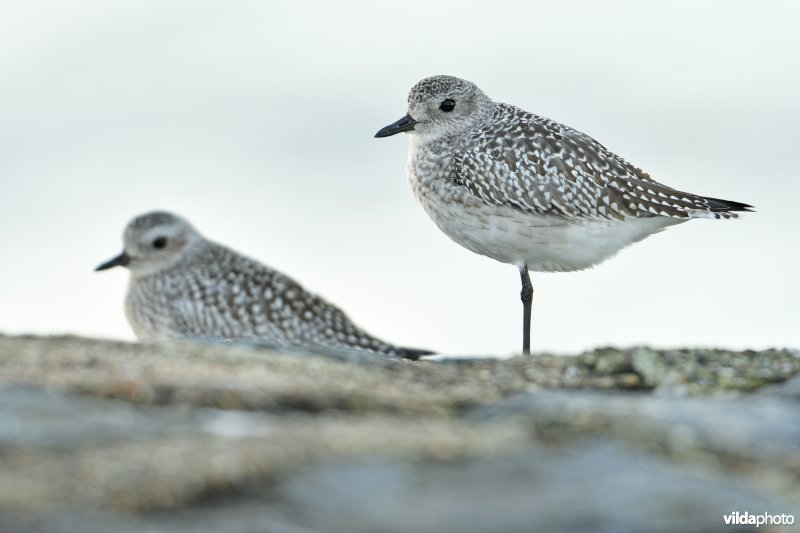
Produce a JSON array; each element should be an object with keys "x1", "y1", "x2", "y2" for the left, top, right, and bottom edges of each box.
[{"x1": 452, "y1": 104, "x2": 726, "y2": 220}]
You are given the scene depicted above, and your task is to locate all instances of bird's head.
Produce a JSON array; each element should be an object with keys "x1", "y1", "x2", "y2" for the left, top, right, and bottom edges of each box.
[
  {"x1": 375, "y1": 75, "x2": 493, "y2": 141},
  {"x1": 95, "y1": 211, "x2": 202, "y2": 277}
]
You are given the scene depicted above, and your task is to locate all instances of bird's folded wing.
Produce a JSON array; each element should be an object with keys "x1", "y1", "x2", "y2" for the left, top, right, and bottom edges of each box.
[{"x1": 453, "y1": 109, "x2": 719, "y2": 220}]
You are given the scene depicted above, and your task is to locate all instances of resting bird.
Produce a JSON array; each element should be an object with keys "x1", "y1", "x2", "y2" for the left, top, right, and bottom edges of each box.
[
  {"x1": 376, "y1": 75, "x2": 752, "y2": 354},
  {"x1": 96, "y1": 211, "x2": 431, "y2": 359}
]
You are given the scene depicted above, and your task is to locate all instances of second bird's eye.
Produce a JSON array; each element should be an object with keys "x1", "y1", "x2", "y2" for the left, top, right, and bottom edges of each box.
[
  {"x1": 152, "y1": 237, "x2": 168, "y2": 249},
  {"x1": 439, "y1": 99, "x2": 456, "y2": 112}
]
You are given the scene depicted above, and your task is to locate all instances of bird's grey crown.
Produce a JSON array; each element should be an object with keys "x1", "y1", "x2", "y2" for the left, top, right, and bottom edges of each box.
[
  {"x1": 408, "y1": 75, "x2": 479, "y2": 106},
  {"x1": 128, "y1": 211, "x2": 185, "y2": 232}
]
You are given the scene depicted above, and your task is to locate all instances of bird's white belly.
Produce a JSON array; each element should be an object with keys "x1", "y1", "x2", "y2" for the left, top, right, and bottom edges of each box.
[{"x1": 413, "y1": 177, "x2": 683, "y2": 272}]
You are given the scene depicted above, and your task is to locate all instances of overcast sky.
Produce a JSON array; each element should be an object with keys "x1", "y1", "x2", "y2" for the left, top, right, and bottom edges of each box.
[{"x1": 1, "y1": 1, "x2": 797, "y2": 355}]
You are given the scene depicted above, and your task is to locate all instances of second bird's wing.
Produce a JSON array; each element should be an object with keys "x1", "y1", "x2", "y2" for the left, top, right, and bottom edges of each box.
[{"x1": 452, "y1": 104, "x2": 738, "y2": 220}]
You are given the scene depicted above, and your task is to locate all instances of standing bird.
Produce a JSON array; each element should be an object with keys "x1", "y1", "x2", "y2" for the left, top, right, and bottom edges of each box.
[
  {"x1": 375, "y1": 75, "x2": 752, "y2": 355},
  {"x1": 95, "y1": 211, "x2": 430, "y2": 359}
]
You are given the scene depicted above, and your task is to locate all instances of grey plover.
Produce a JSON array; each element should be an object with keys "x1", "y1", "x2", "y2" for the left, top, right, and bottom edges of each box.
[
  {"x1": 95, "y1": 211, "x2": 430, "y2": 359},
  {"x1": 376, "y1": 75, "x2": 752, "y2": 354}
]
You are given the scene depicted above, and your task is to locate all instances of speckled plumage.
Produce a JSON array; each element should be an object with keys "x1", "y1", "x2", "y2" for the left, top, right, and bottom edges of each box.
[
  {"x1": 376, "y1": 75, "x2": 752, "y2": 353},
  {"x1": 97, "y1": 212, "x2": 429, "y2": 359},
  {"x1": 380, "y1": 75, "x2": 752, "y2": 272}
]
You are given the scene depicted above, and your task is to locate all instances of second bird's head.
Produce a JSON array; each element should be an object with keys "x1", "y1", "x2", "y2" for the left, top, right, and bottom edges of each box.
[
  {"x1": 375, "y1": 75, "x2": 492, "y2": 141},
  {"x1": 95, "y1": 211, "x2": 202, "y2": 277}
]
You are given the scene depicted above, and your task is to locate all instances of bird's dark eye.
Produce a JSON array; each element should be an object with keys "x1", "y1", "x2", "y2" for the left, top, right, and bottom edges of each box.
[
  {"x1": 152, "y1": 237, "x2": 167, "y2": 249},
  {"x1": 439, "y1": 99, "x2": 456, "y2": 112}
]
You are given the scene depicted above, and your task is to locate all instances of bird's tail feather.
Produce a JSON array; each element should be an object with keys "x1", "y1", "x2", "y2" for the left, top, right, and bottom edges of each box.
[
  {"x1": 395, "y1": 346, "x2": 435, "y2": 361},
  {"x1": 702, "y1": 196, "x2": 755, "y2": 213}
]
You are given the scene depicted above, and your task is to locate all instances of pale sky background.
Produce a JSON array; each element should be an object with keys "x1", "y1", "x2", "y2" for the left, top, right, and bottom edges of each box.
[{"x1": 1, "y1": 1, "x2": 797, "y2": 355}]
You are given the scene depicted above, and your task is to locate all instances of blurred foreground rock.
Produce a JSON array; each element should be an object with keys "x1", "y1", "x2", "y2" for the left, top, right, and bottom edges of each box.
[{"x1": 0, "y1": 334, "x2": 798, "y2": 532}]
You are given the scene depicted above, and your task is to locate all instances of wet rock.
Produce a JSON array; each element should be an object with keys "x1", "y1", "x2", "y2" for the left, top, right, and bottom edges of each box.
[
  {"x1": 760, "y1": 373, "x2": 800, "y2": 399},
  {"x1": 472, "y1": 391, "x2": 800, "y2": 500},
  {"x1": 0, "y1": 334, "x2": 798, "y2": 532},
  {"x1": 0, "y1": 383, "x2": 527, "y2": 513},
  {"x1": 631, "y1": 347, "x2": 800, "y2": 394}
]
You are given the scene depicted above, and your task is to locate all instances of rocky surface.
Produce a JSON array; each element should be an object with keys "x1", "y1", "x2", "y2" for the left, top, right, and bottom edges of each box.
[{"x1": 0, "y1": 334, "x2": 798, "y2": 532}]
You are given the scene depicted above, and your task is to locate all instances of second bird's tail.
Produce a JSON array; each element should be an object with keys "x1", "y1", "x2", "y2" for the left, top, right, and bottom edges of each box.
[{"x1": 395, "y1": 346, "x2": 435, "y2": 361}]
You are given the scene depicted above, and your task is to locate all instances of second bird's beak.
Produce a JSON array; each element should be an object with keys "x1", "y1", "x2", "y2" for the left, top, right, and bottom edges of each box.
[
  {"x1": 374, "y1": 114, "x2": 417, "y2": 138},
  {"x1": 95, "y1": 251, "x2": 130, "y2": 271}
]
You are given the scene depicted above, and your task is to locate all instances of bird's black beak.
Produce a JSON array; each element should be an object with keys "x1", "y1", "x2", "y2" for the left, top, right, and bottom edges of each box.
[
  {"x1": 375, "y1": 114, "x2": 417, "y2": 138},
  {"x1": 95, "y1": 251, "x2": 130, "y2": 271}
]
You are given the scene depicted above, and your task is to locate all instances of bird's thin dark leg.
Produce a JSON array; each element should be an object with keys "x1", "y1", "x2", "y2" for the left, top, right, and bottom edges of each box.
[{"x1": 519, "y1": 264, "x2": 533, "y2": 355}]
